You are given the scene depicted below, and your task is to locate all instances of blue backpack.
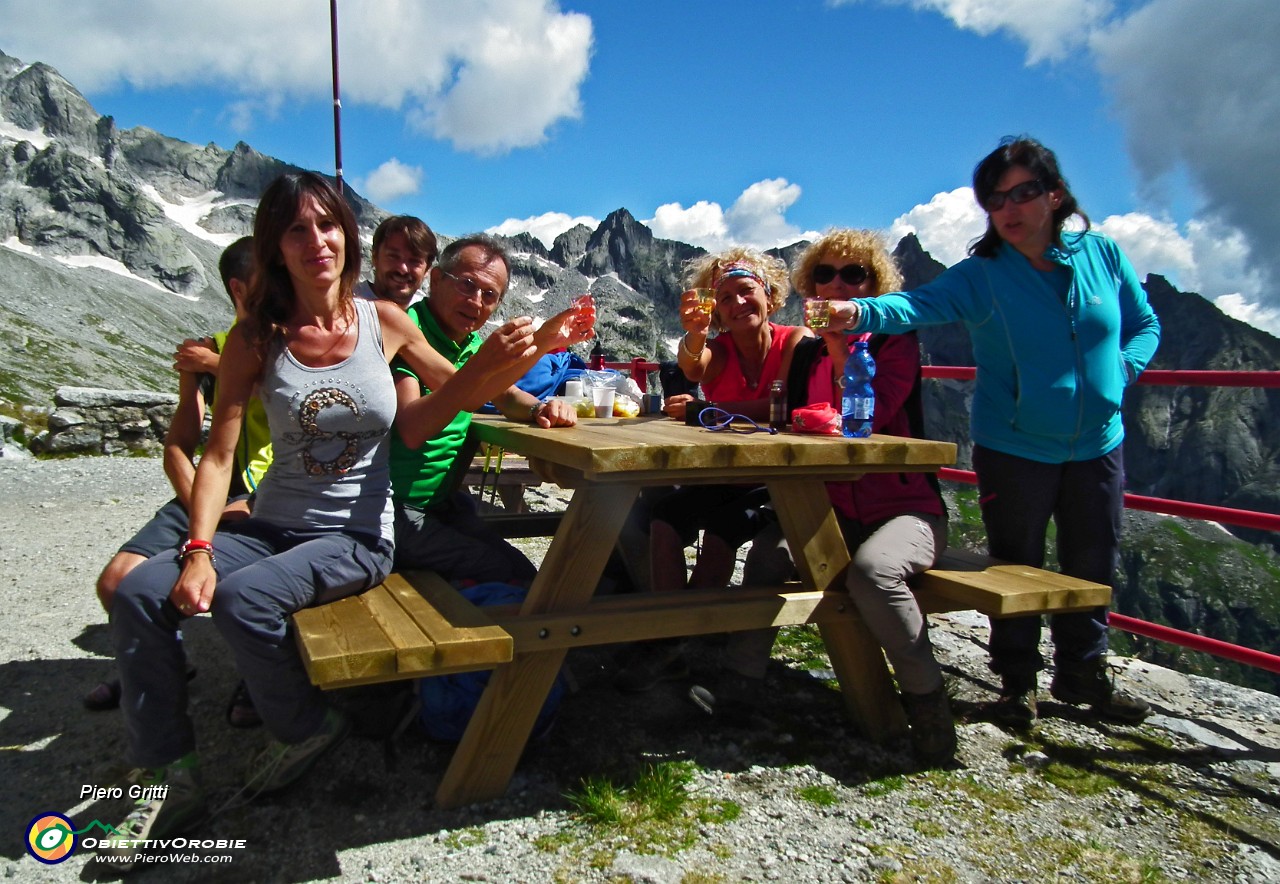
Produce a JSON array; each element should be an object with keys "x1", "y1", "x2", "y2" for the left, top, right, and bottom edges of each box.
[{"x1": 416, "y1": 582, "x2": 567, "y2": 742}]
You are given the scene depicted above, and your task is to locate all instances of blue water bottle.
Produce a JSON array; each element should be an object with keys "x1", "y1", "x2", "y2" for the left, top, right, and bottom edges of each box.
[{"x1": 841, "y1": 340, "x2": 876, "y2": 437}]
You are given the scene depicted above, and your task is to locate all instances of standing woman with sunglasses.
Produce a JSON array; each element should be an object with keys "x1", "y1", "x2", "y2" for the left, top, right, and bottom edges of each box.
[{"x1": 825, "y1": 137, "x2": 1161, "y2": 729}]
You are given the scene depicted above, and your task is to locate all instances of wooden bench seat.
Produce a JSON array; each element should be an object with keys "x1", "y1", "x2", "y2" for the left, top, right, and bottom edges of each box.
[
  {"x1": 293, "y1": 571, "x2": 513, "y2": 689},
  {"x1": 913, "y1": 548, "x2": 1111, "y2": 617},
  {"x1": 292, "y1": 549, "x2": 1109, "y2": 691}
]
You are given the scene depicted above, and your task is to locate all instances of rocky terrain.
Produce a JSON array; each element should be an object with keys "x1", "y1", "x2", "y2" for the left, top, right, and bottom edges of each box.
[{"x1": 1, "y1": 456, "x2": 1278, "y2": 883}]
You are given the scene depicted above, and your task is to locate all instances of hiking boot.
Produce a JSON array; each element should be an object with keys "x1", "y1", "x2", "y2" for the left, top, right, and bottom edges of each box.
[
  {"x1": 1051, "y1": 662, "x2": 1150, "y2": 723},
  {"x1": 900, "y1": 686, "x2": 958, "y2": 766},
  {"x1": 244, "y1": 707, "x2": 351, "y2": 795},
  {"x1": 98, "y1": 758, "x2": 208, "y2": 871},
  {"x1": 990, "y1": 675, "x2": 1038, "y2": 731},
  {"x1": 687, "y1": 671, "x2": 761, "y2": 726},
  {"x1": 613, "y1": 640, "x2": 689, "y2": 693}
]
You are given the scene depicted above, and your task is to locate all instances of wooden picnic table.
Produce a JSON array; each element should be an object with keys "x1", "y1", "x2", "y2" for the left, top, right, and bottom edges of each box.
[{"x1": 432, "y1": 413, "x2": 958, "y2": 808}]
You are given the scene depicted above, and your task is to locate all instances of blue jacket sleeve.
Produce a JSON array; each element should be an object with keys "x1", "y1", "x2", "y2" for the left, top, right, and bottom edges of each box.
[
  {"x1": 1110, "y1": 240, "x2": 1161, "y2": 383},
  {"x1": 853, "y1": 260, "x2": 986, "y2": 334}
]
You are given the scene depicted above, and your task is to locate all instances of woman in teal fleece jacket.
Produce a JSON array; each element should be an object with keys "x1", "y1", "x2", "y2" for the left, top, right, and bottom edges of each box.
[{"x1": 827, "y1": 137, "x2": 1160, "y2": 727}]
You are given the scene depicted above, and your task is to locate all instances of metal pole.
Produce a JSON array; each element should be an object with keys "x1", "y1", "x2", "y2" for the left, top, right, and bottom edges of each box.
[{"x1": 329, "y1": 0, "x2": 344, "y2": 193}]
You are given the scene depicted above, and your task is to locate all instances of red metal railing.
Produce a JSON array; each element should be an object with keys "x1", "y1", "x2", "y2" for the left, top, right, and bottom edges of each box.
[{"x1": 922, "y1": 365, "x2": 1280, "y2": 674}]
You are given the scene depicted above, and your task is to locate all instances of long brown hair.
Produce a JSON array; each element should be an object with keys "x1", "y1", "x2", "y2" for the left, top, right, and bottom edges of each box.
[{"x1": 245, "y1": 172, "x2": 360, "y2": 344}]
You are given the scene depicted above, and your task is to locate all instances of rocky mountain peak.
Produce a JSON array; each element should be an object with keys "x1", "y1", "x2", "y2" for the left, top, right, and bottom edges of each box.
[
  {"x1": 0, "y1": 56, "x2": 100, "y2": 154},
  {"x1": 549, "y1": 223, "x2": 593, "y2": 267}
]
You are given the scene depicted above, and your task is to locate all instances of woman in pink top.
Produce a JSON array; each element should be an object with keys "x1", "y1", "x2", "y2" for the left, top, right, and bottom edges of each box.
[
  {"x1": 716, "y1": 229, "x2": 955, "y2": 763},
  {"x1": 613, "y1": 248, "x2": 810, "y2": 693}
]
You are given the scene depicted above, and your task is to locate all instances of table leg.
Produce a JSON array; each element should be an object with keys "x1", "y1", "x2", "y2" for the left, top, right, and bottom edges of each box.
[
  {"x1": 435, "y1": 482, "x2": 639, "y2": 808},
  {"x1": 767, "y1": 479, "x2": 908, "y2": 742}
]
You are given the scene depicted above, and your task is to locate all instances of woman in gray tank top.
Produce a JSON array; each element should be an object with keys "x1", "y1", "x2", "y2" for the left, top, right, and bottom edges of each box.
[{"x1": 100, "y1": 173, "x2": 594, "y2": 865}]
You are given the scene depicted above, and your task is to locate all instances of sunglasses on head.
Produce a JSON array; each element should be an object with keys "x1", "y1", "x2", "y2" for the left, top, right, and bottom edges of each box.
[
  {"x1": 812, "y1": 263, "x2": 870, "y2": 287},
  {"x1": 983, "y1": 179, "x2": 1048, "y2": 212}
]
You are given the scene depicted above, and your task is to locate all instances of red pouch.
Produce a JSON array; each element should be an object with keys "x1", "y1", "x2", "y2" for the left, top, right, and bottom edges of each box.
[{"x1": 791, "y1": 403, "x2": 841, "y2": 435}]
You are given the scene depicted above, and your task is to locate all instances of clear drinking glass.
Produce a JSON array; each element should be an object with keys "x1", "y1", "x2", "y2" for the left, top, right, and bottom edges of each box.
[{"x1": 804, "y1": 299, "x2": 830, "y2": 329}]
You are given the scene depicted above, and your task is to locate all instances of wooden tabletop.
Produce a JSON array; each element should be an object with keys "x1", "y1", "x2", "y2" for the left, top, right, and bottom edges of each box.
[{"x1": 467, "y1": 414, "x2": 957, "y2": 485}]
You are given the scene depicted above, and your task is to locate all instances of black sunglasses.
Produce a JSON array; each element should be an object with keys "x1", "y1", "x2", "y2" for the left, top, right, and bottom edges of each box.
[
  {"x1": 984, "y1": 179, "x2": 1048, "y2": 212},
  {"x1": 812, "y1": 264, "x2": 870, "y2": 287}
]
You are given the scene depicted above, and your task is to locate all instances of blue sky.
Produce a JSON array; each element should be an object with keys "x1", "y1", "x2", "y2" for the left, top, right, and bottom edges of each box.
[{"x1": 2, "y1": 0, "x2": 1277, "y2": 334}]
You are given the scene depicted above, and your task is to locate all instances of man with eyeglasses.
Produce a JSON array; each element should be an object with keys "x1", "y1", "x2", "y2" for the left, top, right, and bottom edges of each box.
[{"x1": 389, "y1": 234, "x2": 578, "y2": 582}]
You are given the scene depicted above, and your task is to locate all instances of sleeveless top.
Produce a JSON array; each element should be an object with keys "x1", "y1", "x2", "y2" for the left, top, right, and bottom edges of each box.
[
  {"x1": 703, "y1": 322, "x2": 796, "y2": 401},
  {"x1": 251, "y1": 298, "x2": 397, "y2": 543}
]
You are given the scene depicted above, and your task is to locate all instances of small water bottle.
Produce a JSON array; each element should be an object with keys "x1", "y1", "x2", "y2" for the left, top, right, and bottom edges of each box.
[
  {"x1": 768, "y1": 380, "x2": 786, "y2": 431},
  {"x1": 841, "y1": 340, "x2": 876, "y2": 438}
]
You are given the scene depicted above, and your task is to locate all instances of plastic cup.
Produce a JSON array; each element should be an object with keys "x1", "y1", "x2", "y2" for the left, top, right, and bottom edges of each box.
[
  {"x1": 564, "y1": 379, "x2": 584, "y2": 400},
  {"x1": 804, "y1": 299, "x2": 830, "y2": 329},
  {"x1": 591, "y1": 387, "x2": 616, "y2": 418},
  {"x1": 693, "y1": 288, "x2": 716, "y2": 315}
]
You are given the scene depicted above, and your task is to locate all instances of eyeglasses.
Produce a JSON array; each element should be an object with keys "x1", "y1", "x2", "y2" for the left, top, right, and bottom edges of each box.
[
  {"x1": 812, "y1": 264, "x2": 870, "y2": 287},
  {"x1": 440, "y1": 269, "x2": 502, "y2": 305},
  {"x1": 983, "y1": 179, "x2": 1048, "y2": 212}
]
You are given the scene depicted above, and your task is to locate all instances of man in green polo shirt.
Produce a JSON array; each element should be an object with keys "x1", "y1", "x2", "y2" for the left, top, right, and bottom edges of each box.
[{"x1": 390, "y1": 233, "x2": 578, "y2": 583}]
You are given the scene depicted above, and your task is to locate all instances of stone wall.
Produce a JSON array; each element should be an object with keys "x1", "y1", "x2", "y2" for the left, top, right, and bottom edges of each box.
[{"x1": 27, "y1": 386, "x2": 178, "y2": 456}]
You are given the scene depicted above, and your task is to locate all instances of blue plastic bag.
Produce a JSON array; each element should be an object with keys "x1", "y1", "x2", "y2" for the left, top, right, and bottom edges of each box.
[{"x1": 416, "y1": 582, "x2": 567, "y2": 742}]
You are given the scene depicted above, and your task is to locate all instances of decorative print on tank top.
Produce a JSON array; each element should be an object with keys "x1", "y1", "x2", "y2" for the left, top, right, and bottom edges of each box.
[{"x1": 283, "y1": 379, "x2": 387, "y2": 476}]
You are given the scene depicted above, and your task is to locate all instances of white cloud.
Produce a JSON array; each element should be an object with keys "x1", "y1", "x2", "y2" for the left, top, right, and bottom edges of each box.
[
  {"x1": 1214, "y1": 295, "x2": 1280, "y2": 339},
  {"x1": 888, "y1": 187, "x2": 986, "y2": 267},
  {"x1": 487, "y1": 211, "x2": 600, "y2": 249},
  {"x1": 1090, "y1": 0, "x2": 1280, "y2": 313},
  {"x1": 852, "y1": 0, "x2": 1280, "y2": 328},
  {"x1": 0, "y1": 0, "x2": 593, "y2": 154},
  {"x1": 646, "y1": 179, "x2": 819, "y2": 252},
  {"x1": 1095, "y1": 213, "x2": 1195, "y2": 286},
  {"x1": 358, "y1": 158, "x2": 423, "y2": 204},
  {"x1": 1098, "y1": 211, "x2": 1276, "y2": 336},
  {"x1": 414, "y1": 11, "x2": 593, "y2": 152},
  {"x1": 647, "y1": 201, "x2": 729, "y2": 251},
  {"x1": 832, "y1": 0, "x2": 1113, "y2": 62}
]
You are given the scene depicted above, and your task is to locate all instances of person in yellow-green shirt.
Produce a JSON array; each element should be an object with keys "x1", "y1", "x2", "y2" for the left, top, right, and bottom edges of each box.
[{"x1": 83, "y1": 237, "x2": 272, "y2": 724}]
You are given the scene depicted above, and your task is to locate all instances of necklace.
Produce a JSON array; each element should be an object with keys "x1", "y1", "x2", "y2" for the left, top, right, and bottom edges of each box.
[{"x1": 738, "y1": 326, "x2": 772, "y2": 390}]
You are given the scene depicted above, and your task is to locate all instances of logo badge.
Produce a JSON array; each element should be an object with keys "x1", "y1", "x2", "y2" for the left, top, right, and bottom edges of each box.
[{"x1": 26, "y1": 813, "x2": 77, "y2": 864}]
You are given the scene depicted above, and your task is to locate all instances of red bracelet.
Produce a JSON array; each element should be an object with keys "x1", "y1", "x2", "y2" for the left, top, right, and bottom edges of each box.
[{"x1": 179, "y1": 539, "x2": 216, "y2": 567}]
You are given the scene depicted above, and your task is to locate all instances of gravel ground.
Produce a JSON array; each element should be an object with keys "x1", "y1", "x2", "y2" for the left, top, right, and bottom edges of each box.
[{"x1": 2, "y1": 456, "x2": 1279, "y2": 883}]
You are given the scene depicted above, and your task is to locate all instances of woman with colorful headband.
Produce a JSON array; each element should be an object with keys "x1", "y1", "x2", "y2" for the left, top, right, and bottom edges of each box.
[
  {"x1": 694, "y1": 229, "x2": 954, "y2": 762},
  {"x1": 613, "y1": 248, "x2": 811, "y2": 693},
  {"x1": 823, "y1": 137, "x2": 1160, "y2": 729}
]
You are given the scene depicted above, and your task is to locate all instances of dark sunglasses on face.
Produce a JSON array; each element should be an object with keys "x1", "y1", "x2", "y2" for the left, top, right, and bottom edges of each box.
[
  {"x1": 984, "y1": 179, "x2": 1048, "y2": 212},
  {"x1": 812, "y1": 263, "x2": 870, "y2": 287}
]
